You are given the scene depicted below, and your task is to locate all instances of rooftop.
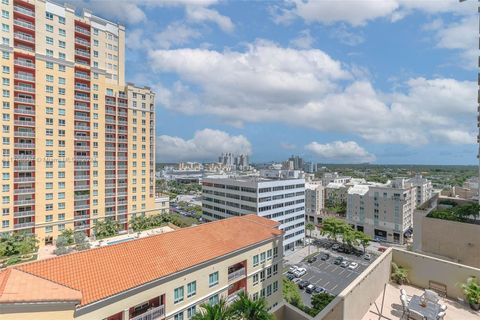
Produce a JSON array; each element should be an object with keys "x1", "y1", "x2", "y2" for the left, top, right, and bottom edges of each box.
[{"x1": 1, "y1": 215, "x2": 282, "y2": 307}]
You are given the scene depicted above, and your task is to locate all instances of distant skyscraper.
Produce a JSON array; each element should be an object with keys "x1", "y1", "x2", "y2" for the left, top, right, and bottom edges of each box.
[
  {"x1": 218, "y1": 152, "x2": 249, "y2": 170},
  {"x1": 288, "y1": 155, "x2": 304, "y2": 170}
]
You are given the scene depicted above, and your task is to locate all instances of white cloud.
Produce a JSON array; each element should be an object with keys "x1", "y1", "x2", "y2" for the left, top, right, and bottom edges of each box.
[
  {"x1": 431, "y1": 129, "x2": 476, "y2": 145},
  {"x1": 148, "y1": 41, "x2": 476, "y2": 146},
  {"x1": 156, "y1": 129, "x2": 251, "y2": 162},
  {"x1": 273, "y1": 0, "x2": 475, "y2": 27},
  {"x1": 305, "y1": 141, "x2": 376, "y2": 163},
  {"x1": 186, "y1": 6, "x2": 234, "y2": 32},
  {"x1": 290, "y1": 29, "x2": 315, "y2": 49},
  {"x1": 329, "y1": 25, "x2": 364, "y2": 46}
]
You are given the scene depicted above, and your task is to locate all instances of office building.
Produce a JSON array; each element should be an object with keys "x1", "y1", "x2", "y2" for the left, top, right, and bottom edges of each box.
[
  {"x1": 0, "y1": 215, "x2": 283, "y2": 320},
  {"x1": 202, "y1": 176, "x2": 305, "y2": 251},
  {"x1": 0, "y1": 0, "x2": 155, "y2": 245},
  {"x1": 346, "y1": 179, "x2": 416, "y2": 243},
  {"x1": 287, "y1": 155, "x2": 304, "y2": 170},
  {"x1": 218, "y1": 153, "x2": 249, "y2": 170}
]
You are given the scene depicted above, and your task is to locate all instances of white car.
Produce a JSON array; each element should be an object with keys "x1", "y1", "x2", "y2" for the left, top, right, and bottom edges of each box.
[
  {"x1": 294, "y1": 267, "x2": 307, "y2": 277},
  {"x1": 348, "y1": 262, "x2": 359, "y2": 270},
  {"x1": 292, "y1": 278, "x2": 302, "y2": 284},
  {"x1": 289, "y1": 265, "x2": 299, "y2": 273}
]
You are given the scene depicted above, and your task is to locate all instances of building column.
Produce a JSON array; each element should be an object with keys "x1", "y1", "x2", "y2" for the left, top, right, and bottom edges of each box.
[{"x1": 122, "y1": 309, "x2": 129, "y2": 320}]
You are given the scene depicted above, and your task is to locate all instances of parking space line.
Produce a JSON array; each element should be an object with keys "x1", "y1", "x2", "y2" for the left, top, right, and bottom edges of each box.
[{"x1": 331, "y1": 284, "x2": 339, "y2": 292}]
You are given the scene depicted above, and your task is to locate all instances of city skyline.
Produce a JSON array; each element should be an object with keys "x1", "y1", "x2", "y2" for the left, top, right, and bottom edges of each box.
[{"x1": 67, "y1": 0, "x2": 478, "y2": 165}]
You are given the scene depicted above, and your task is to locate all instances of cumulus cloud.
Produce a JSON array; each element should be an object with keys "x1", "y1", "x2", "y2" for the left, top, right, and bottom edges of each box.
[
  {"x1": 148, "y1": 41, "x2": 476, "y2": 146},
  {"x1": 305, "y1": 141, "x2": 376, "y2": 163},
  {"x1": 186, "y1": 6, "x2": 234, "y2": 32},
  {"x1": 156, "y1": 129, "x2": 251, "y2": 162},
  {"x1": 431, "y1": 130, "x2": 476, "y2": 145},
  {"x1": 290, "y1": 29, "x2": 315, "y2": 49},
  {"x1": 273, "y1": 0, "x2": 475, "y2": 27}
]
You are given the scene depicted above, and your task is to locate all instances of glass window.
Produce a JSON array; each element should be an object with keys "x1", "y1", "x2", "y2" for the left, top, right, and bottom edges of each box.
[
  {"x1": 208, "y1": 271, "x2": 219, "y2": 287},
  {"x1": 187, "y1": 281, "x2": 196, "y2": 298},
  {"x1": 174, "y1": 286, "x2": 184, "y2": 304}
]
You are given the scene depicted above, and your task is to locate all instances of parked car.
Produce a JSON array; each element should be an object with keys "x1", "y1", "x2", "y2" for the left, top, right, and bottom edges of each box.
[
  {"x1": 294, "y1": 267, "x2": 307, "y2": 277},
  {"x1": 292, "y1": 278, "x2": 302, "y2": 284},
  {"x1": 314, "y1": 287, "x2": 326, "y2": 294},
  {"x1": 364, "y1": 254, "x2": 371, "y2": 261},
  {"x1": 289, "y1": 265, "x2": 299, "y2": 273},
  {"x1": 348, "y1": 262, "x2": 359, "y2": 270},
  {"x1": 332, "y1": 244, "x2": 340, "y2": 251},
  {"x1": 320, "y1": 253, "x2": 330, "y2": 261},
  {"x1": 307, "y1": 256, "x2": 317, "y2": 263},
  {"x1": 286, "y1": 273, "x2": 295, "y2": 280},
  {"x1": 298, "y1": 280, "x2": 310, "y2": 290},
  {"x1": 340, "y1": 260, "x2": 349, "y2": 268},
  {"x1": 334, "y1": 256, "x2": 344, "y2": 265},
  {"x1": 305, "y1": 284, "x2": 316, "y2": 294}
]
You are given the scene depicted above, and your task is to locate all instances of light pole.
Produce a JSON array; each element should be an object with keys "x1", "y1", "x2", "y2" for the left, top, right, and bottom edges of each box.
[{"x1": 460, "y1": 0, "x2": 480, "y2": 205}]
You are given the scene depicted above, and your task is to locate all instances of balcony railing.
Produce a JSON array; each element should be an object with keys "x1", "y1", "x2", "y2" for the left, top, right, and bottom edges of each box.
[
  {"x1": 14, "y1": 108, "x2": 35, "y2": 116},
  {"x1": 130, "y1": 305, "x2": 165, "y2": 320},
  {"x1": 74, "y1": 203, "x2": 90, "y2": 210},
  {"x1": 75, "y1": 72, "x2": 90, "y2": 80},
  {"x1": 14, "y1": 176, "x2": 34, "y2": 183},
  {"x1": 75, "y1": 37, "x2": 90, "y2": 47},
  {"x1": 14, "y1": 59, "x2": 35, "y2": 68},
  {"x1": 14, "y1": 120, "x2": 35, "y2": 127},
  {"x1": 14, "y1": 6, "x2": 35, "y2": 17},
  {"x1": 74, "y1": 184, "x2": 90, "y2": 191},
  {"x1": 74, "y1": 194, "x2": 90, "y2": 200},
  {"x1": 74, "y1": 174, "x2": 90, "y2": 180},
  {"x1": 75, "y1": 85, "x2": 90, "y2": 92},
  {"x1": 14, "y1": 85, "x2": 35, "y2": 93},
  {"x1": 14, "y1": 155, "x2": 35, "y2": 160},
  {"x1": 14, "y1": 73, "x2": 34, "y2": 81},
  {"x1": 74, "y1": 135, "x2": 90, "y2": 141},
  {"x1": 14, "y1": 165, "x2": 34, "y2": 172},
  {"x1": 75, "y1": 95, "x2": 90, "y2": 102},
  {"x1": 75, "y1": 26, "x2": 90, "y2": 36},
  {"x1": 74, "y1": 224, "x2": 90, "y2": 231},
  {"x1": 75, "y1": 50, "x2": 90, "y2": 58},
  {"x1": 14, "y1": 199, "x2": 35, "y2": 206},
  {"x1": 14, "y1": 97, "x2": 34, "y2": 104},
  {"x1": 227, "y1": 289, "x2": 245, "y2": 303},
  {"x1": 228, "y1": 267, "x2": 246, "y2": 283},
  {"x1": 14, "y1": 19, "x2": 35, "y2": 30},
  {"x1": 74, "y1": 104, "x2": 90, "y2": 111},
  {"x1": 74, "y1": 125, "x2": 90, "y2": 131},
  {"x1": 75, "y1": 115, "x2": 90, "y2": 122},
  {"x1": 14, "y1": 222, "x2": 35, "y2": 229},
  {"x1": 14, "y1": 210, "x2": 34, "y2": 217},
  {"x1": 14, "y1": 143, "x2": 35, "y2": 149},
  {"x1": 14, "y1": 32, "x2": 35, "y2": 43},
  {"x1": 14, "y1": 188, "x2": 34, "y2": 194},
  {"x1": 74, "y1": 214, "x2": 90, "y2": 220}
]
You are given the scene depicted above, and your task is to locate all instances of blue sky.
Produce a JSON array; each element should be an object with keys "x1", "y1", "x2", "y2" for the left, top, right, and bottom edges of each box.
[{"x1": 75, "y1": 0, "x2": 478, "y2": 164}]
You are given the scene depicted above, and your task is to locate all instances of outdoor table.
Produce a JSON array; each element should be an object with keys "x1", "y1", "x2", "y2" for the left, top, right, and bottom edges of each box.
[{"x1": 408, "y1": 295, "x2": 440, "y2": 320}]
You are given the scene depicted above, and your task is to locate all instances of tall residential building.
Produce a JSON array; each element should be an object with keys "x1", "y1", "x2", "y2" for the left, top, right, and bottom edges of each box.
[
  {"x1": 202, "y1": 176, "x2": 305, "y2": 252},
  {"x1": 287, "y1": 155, "x2": 304, "y2": 170},
  {"x1": 218, "y1": 152, "x2": 249, "y2": 170},
  {"x1": 0, "y1": 215, "x2": 284, "y2": 320},
  {"x1": 346, "y1": 179, "x2": 415, "y2": 243},
  {"x1": 305, "y1": 182, "x2": 325, "y2": 224},
  {"x1": 0, "y1": 0, "x2": 155, "y2": 245}
]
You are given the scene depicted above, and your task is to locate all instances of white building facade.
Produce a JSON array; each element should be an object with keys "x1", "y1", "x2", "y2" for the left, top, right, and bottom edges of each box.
[
  {"x1": 346, "y1": 179, "x2": 416, "y2": 244},
  {"x1": 202, "y1": 177, "x2": 306, "y2": 252},
  {"x1": 305, "y1": 182, "x2": 325, "y2": 224},
  {"x1": 406, "y1": 175, "x2": 433, "y2": 206}
]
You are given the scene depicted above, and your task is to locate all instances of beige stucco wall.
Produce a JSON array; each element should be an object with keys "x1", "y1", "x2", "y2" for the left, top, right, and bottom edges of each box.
[
  {"x1": 392, "y1": 249, "x2": 480, "y2": 300},
  {"x1": 0, "y1": 303, "x2": 76, "y2": 320},
  {"x1": 420, "y1": 217, "x2": 480, "y2": 268}
]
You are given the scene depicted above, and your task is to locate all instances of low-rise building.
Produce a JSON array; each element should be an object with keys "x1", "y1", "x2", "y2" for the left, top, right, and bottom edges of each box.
[
  {"x1": 0, "y1": 215, "x2": 283, "y2": 320},
  {"x1": 347, "y1": 179, "x2": 416, "y2": 243},
  {"x1": 155, "y1": 195, "x2": 170, "y2": 214}
]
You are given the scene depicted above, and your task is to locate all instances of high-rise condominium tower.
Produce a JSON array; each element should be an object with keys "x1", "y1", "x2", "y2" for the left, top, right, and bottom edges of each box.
[{"x1": 0, "y1": 0, "x2": 155, "y2": 245}]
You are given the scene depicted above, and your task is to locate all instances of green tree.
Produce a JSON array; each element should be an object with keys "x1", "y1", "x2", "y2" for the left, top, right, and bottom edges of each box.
[
  {"x1": 320, "y1": 217, "x2": 346, "y2": 242},
  {"x1": 59, "y1": 229, "x2": 74, "y2": 245},
  {"x1": 16, "y1": 234, "x2": 38, "y2": 256},
  {"x1": 283, "y1": 277, "x2": 303, "y2": 308},
  {"x1": 311, "y1": 293, "x2": 335, "y2": 315},
  {"x1": 191, "y1": 298, "x2": 235, "y2": 320},
  {"x1": 93, "y1": 219, "x2": 119, "y2": 239},
  {"x1": 55, "y1": 236, "x2": 69, "y2": 256},
  {"x1": 231, "y1": 291, "x2": 273, "y2": 320},
  {"x1": 354, "y1": 231, "x2": 371, "y2": 253},
  {"x1": 74, "y1": 232, "x2": 90, "y2": 251}
]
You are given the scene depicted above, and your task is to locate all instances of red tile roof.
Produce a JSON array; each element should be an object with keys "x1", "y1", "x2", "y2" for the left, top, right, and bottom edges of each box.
[{"x1": 4, "y1": 215, "x2": 281, "y2": 307}]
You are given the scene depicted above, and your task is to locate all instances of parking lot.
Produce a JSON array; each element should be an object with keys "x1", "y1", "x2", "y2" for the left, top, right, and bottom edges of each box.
[{"x1": 285, "y1": 240, "x2": 377, "y2": 307}]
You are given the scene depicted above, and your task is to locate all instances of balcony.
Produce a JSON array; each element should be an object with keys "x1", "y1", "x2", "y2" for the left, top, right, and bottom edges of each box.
[
  {"x1": 14, "y1": 107, "x2": 35, "y2": 115},
  {"x1": 227, "y1": 288, "x2": 245, "y2": 303},
  {"x1": 74, "y1": 125, "x2": 90, "y2": 131},
  {"x1": 75, "y1": 72, "x2": 90, "y2": 80},
  {"x1": 74, "y1": 135, "x2": 90, "y2": 141},
  {"x1": 75, "y1": 104, "x2": 90, "y2": 111},
  {"x1": 74, "y1": 165, "x2": 90, "y2": 170},
  {"x1": 14, "y1": 143, "x2": 35, "y2": 149},
  {"x1": 74, "y1": 203, "x2": 90, "y2": 210},
  {"x1": 13, "y1": 130, "x2": 34, "y2": 138},
  {"x1": 74, "y1": 224, "x2": 90, "y2": 231},
  {"x1": 74, "y1": 194, "x2": 90, "y2": 201},
  {"x1": 14, "y1": 188, "x2": 34, "y2": 194},
  {"x1": 14, "y1": 210, "x2": 34, "y2": 217},
  {"x1": 13, "y1": 6, "x2": 34, "y2": 17},
  {"x1": 14, "y1": 85, "x2": 35, "y2": 93},
  {"x1": 14, "y1": 59, "x2": 35, "y2": 68},
  {"x1": 75, "y1": 26, "x2": 90, "y2": 36},
  {"x1": 74, "y1": 174, "x2": 90, "y2": 180},
  {"x1": 14, "y1": 199, "x2": 35, "y2": 206},
  {"x1": 75, "y1": 94, "x2": 90, "y2": 102},
  {"x1": 14, "y1": 222, "x2": 35, "y2": 229},
  {"x1": 130, "y1": 305, "x2": 165, "y2": 320},
  {"x1": 14, "y1": 165, "x2": 34, "y2": 172},
  {"x1": 75, "y1": 85, "x2": 90, "y2": 92},
  {"x1": 75, "y1": 115, "x2": 90, "y2": 122},
  {"x1": 106, "y1": 100, "x2": 116, "y2": 106},
  {"x1": 14, "y1": 19, "x2": 35, "y2": 30},
  {"x1": 75, "y1": 37, "x2": 90, "y2": 47},
  {"x1": 75, "y1": 49, "x2": 90, "y2": 58},
  {"x1": 14, "y1": 120, "x2": 35, "y2": 127},
  {"x1": 74, "y1": 184, "x2": 90, "y2": 191},
  {"x1": 14, "y1": 96, "x2": 34, "y2": 104},
  {"x1": 14, "y1": 73, "x2": 34, "y2": 82},
  {"x1": 74, "y1": 214, "x2": 90, "y2": 220},
  {"x1": 14, "y1": 32, "x2": 35, "y2": 43},
  {"x1": 14, "y1": 155, "x2": 35, "y2": 160},
  {"x1": 228, "y1": 267, "x2": 246, "y2": 283}
]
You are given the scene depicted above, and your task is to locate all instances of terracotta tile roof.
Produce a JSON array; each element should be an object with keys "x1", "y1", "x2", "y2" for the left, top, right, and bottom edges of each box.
[
  {"x1": 11, "y1": 215, "x2": 281, "y2": 307},
  {"x1": 240, "y1": 214, "x2": 281, "y2": 228},
  {"x1": 0, "y1": 269, "x2": 81, "y2": 303}
]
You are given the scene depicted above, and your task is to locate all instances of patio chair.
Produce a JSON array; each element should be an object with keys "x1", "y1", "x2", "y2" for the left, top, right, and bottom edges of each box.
[
  {"x1": 408, "y1": 309, "x2": 427, "y2": 320},
  {"x1": 400, "y1": 295, "x2": 410, "y2": 318},
  {"x1": 400, "y1": 289, "x2": 411, "y2": 302},
  {"x1": 436, "y1": 311, "x2": 446, "y2": 320},
  {"x1": 439, "y1": 305, "x2": 447, "y2": 311},
  {"x1": 423, "y1": 289, "x2": 440, "y2": 303}
]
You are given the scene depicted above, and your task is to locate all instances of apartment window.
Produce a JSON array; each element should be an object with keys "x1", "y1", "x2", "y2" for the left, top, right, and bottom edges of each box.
[
  {"x1": 174, "y1": 286, "x2": 184, "y2": 304},
  {"x1": 45, "y1": 214, "x2": 53, "y2": 222},
  {"x1": 187, "y1": 306, "x2": 196, "y2": 319},
  {"x1": 260, "y1": 252, "x2": 266, "y2": 264},
  {"x1": 208, "y1": 271, "x2": 219, "y2": 287},
  {"x1": 2, "y1": 220, "x2": 8, "y2": 228},
  {"x1": 1, "y1": 24, "x2": 8, "y2": 32},
  {"x1": 59, "y1": 28, "x2": 65, "y2": 37},
  {"x1": 46, "y1": 12, "x2": 54, "y2": 20},
  {"x1": 209, "y1": 294, "x2": 219, "y2": 305},
  {"x1": 174, "y1": 313, "x2": 184, "y2": 320},
  {"x1": 59, "y1": 40, "x2": 66, "y2": 48},
  {"x1": 187, "y1": 281, "x2": 196, "y2": 298},
  {"x1": 273, "y1": 281, "x2": 278, "y2": 292},
  {"x1": 253, "y1": 254, "x2": 259, "y2": 267},
  {"x1": 46, "y1": 24, "x2": 53, "y2": 33},
  {"x1": 2, "y1": 51, "x2": 8, "y2": 59},
  {"x1": 46, "y1": 61, "x2": 54, "y2": 69},
  {"x1": 260, "y1": 270, "x2": 265, "y2": 282},
  {"x1": 58, "y1": 64, "x2": 65, "y2": 72},
  {"x1": 1, "y1": 10, "x2": 9, "y2": 19},
  {"x1": 58, "y1": 52, "x2": 65, "y2": 60},
  {"x1": 267, "y1": 284, "x2": 272, "y2": 296},
  {"x1": 58, "y1": 224, "x2": 65, "y2": 231},
  {"x1": 46, "y1": 75, "x2": 54, "y2": 82},
  {"x1": 58, "y1": 16, "x2": 65, "y2": 24},
  {"x1": 273, "y1": 247, "x2": 278, "y2": 258},
  {"x1": 253, "y1": 273, "x2": 259, "y2": 285},
  {"x1": 273, "y1": 264, "x2": 278, "y2": 275},
  {"x1": 59, "y1": 77, "x2": 65, "y2": 85},
  {"x1": 46, "y1": 36, "x2": 53, "y2": 45},
  {"x1": 58, "y1": 213, "x2": 65, "y2": 220}
]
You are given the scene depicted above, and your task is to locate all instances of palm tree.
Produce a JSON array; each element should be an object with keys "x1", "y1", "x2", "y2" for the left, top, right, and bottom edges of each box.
[
  {"x1": 231, "y1": 291, "x2": 273, "y2": 320},
  {"x1": 305, "y1": 222, "x2": 315, "y2": 255},
  {"x1": 192, "y1": 298, "x2": 235, "y2": 320}
]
